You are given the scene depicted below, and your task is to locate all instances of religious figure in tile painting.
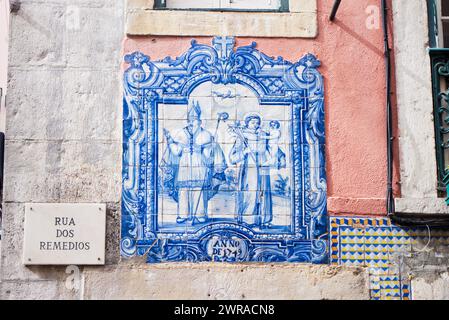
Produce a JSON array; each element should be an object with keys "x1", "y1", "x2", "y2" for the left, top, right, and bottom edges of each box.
[
  {"x1": 121, "y1": 37, "x2": 328, "y2": 263},
  {"x1": 229, "y1": 114, "x2": 286, "y2": 228},
  {"x1": 160, "y1": 102, "x2": 227, "y2": 225}
]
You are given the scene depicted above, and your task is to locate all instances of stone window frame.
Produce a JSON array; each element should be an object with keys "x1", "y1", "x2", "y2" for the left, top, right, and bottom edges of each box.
[
  {"x1": 126, "y1": 0, "x2": 317, "y2": 38},
  {"x1": 393, "y1": 1, "x2": 449, "y2": 215},
  {"x1": 154, "y1": 0, "x2": 290, "y2": 12}
]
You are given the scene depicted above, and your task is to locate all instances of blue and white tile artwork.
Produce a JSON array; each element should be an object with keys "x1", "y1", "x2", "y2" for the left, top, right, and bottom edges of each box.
[{"x1": 121, "y1": 37, "x2": 328, "y2": 263}]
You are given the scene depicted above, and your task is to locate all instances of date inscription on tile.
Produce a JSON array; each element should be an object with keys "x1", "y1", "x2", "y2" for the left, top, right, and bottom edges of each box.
[
  {"x1": 23, "y1": 203, "x2": 106, "y2": 265},
  {"x1": 121, "y1": 37, "x2": 328, "y2": 263}
]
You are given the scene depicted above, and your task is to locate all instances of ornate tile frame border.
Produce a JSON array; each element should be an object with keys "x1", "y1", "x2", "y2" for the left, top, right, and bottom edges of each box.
[
  {"x1": 120, "y1": 37, "x2": 327, "y2": 263},
  {"x1": 126, "y1": 0, "x2": 318, "y2": 38}
]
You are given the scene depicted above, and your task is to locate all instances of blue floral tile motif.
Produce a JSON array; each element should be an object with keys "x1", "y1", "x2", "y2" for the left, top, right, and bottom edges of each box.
[{"x1": 121, "y1": 37, "x2": 327, "y2": 263}]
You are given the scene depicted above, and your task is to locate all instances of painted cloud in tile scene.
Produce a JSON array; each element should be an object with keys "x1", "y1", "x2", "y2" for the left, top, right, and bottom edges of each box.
[{"x1": 121, "y1": 37, "x2": 327, "y2": 263}]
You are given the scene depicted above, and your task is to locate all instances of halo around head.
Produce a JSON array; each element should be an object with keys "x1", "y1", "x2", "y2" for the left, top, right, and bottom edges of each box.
[{"x1": 242, "y1": 112, "x2": 263, "y2": 126}]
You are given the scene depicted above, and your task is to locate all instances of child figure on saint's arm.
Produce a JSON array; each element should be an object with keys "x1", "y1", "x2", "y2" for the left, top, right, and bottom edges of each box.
[{"x1": 260, "y1": 120, "x2": 286, "y2": 170}]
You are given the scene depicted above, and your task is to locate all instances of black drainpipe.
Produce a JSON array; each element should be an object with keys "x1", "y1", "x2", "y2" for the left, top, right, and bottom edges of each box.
[
  {"x1": 382, "y1": 0, "x2": 395, "y2": 216},
  {"x1": 329, "y1": 0, "x2": 342, "y2": 21}
]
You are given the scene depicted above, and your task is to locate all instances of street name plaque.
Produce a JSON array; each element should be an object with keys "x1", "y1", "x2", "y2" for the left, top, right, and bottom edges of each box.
[{"x1": 23, "y1": 203, "x2": 106, "y2": 265}]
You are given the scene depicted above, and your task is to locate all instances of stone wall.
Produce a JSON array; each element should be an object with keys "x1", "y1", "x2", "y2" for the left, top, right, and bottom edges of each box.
[
  {"x1": 0, "y1": 0, "x2": 8, "y2": 132},
  {"x1": 1, "y1": 0, "x2": 449, "y2": 301},
  {"x1": 0, "y1": 0, "x2": 373, "y2": 300},
  {"x1": 0, "y1": 0, "x2": 123, "y2": 299}
]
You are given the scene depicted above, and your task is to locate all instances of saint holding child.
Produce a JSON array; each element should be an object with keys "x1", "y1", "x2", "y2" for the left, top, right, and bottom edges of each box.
[{"x1": 228, "y1": 114, "x2": 286, "y2": 229}]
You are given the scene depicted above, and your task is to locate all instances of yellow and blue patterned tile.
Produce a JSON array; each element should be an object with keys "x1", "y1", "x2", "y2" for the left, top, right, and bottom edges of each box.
[{"x1": 329, "y1": 216, "x2": 420, "y2": 300}]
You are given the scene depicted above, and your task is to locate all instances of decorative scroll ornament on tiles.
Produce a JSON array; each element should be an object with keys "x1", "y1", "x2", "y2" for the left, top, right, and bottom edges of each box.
[{"x1": 121, "y1": 36, "x2": 327, "y2": 263}]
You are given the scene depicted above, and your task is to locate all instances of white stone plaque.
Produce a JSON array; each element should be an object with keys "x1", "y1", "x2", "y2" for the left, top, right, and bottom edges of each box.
[{"x1": 23, "y1": 203, "x2": 106, "y2": 265}]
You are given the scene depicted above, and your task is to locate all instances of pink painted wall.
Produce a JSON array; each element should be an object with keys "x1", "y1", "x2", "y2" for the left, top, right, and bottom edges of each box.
[{"x1": 123, "y1": 0, "x2": 400, "y2": 215}]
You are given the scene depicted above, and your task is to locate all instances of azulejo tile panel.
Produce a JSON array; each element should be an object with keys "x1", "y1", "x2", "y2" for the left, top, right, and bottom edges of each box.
[
  {"x1": 369, "y1": 270, "x2": 411, "y2": 300},
  {"x1": 330, "y1": 217, "x2": 409, "y2": 300},
  {"x1": 121, "y1": 37, "x2": 327, "y2": 263},
  {"x1": 329, "y1": 216, "x2": 445, "y2": 300}
]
